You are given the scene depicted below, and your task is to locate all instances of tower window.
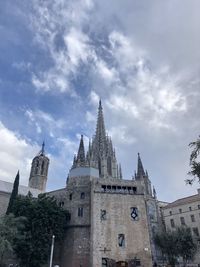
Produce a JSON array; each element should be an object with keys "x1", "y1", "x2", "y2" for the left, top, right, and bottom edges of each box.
[
  {"x1": 189, "y1": 206, "x2": 192, "y2": 211},
  {"x1": 69, "y1": 193, "x2": 72, "y2": 200},
  {"x1": 80, "y1": 192, "x2": 85, "y2": 199},
  {"x1": 78, "y1": 207, "x2": 83, "y2": 217},
  {"x1": 179, "y1": 208, "x2": 182, "y2": 213},
  {"x1": 118, "y1": 234, "x2": 125, "y2": 247},
  {"x1": 41, "y1": 161, "x2": 45, "y2": 175}
]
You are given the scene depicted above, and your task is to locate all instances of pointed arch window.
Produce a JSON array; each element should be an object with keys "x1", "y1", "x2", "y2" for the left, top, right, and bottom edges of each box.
[{"x1": 41, "y1": 161, "x2": 45, "y2": 175}]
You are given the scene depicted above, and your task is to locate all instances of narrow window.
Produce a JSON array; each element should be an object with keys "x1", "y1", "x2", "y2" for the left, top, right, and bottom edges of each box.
[
  {"x1": 180, "y1": 217, "x2": 185, "y2": 225},
  {"x1": 78, "y1": 207, "x2": 83, "y2": 217},
  {"x1": 189, "y1": 206, "x2": 192, "y2": 211},
  {"x1": 118, "y1": 234, "x2": 125, "y2": 247},
  {"x1": 179, "y1": 208, "x2": 182, "y2": 213},
  {"x1": 101, "y1": 210, "x2": 107, "y2": 220},
  {"x1": 198, "y1": 205, "x2": 200, "y2": 209},
  {"x1": 192, "y1": 227, "x2": 199, "y2": 237},
  {"x1": 170, "y1": 219, "x2": 175, "y2": 228},
  {"x1": 80, "y1": 192, "x2": 85, "y2": 199},
  {"x1": 191, "y1": 215, "x2": 195, "y2": 222},
  {"x1": 41, "y1": 160, "x2": 45, "y2": 175},
  {"x1": 169, "y1": 211, "x2": 172, "y2": 215},
  {"x1": 69, "y1": 193, "x2": 72, "y2": 200}
]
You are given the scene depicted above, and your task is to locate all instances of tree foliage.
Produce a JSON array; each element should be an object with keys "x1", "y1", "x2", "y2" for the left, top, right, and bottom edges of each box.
[
  {"x1": 187, "y1": 135, "x2": 200, "y2": 184},
  {"x1": 6, "y1": 171, "x2": 20, "y2": 215},
  {"x1": 12, "y1": 193, "x2": 67, "y2": 267},
  {"x1": 154, "y1": 227, "x2": 196, "y2": 267},
  {"x1": 0, "y1": 214, "x2": 25, "y2": 267},
  {"x1": 176, "y1": 227, "x2": 196, "y2": 265},
  {"x1": 154, "y1": 229, "x2": 178, "y2": 266}
]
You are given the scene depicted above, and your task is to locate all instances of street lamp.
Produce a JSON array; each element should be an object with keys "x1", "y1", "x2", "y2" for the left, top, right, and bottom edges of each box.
[{"x1": 49, "y1": 235, "x2": 55, "y2": 267}]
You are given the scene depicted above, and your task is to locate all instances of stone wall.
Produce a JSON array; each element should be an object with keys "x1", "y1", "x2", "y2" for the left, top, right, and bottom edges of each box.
[
  {"x1": 49, "y1": 175, "x2": 92, "y2": 267},
  {"x1": 90, "y1": 178, "x2": 152, "y2": 267}
]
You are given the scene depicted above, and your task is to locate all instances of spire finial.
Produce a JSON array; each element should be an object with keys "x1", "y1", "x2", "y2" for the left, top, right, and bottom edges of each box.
[
  {"x1": 41, "y1": 141, "x2": 45, "y2": 155},
  {"x1": 99, "y1": 99, "x2": 102, "y2": 109},
  {"x1": 137, "y1": 152, "x2": 145, "y2": 178},
  {"x1": 76, "y1": 134, "x2": 86, "y2": 167}
]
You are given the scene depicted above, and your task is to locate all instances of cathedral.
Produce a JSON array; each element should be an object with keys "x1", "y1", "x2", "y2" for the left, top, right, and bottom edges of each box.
[
  {"x1": 0, "y1": 101, "x2": 162, "y2": 267},
  {"x1": 46, "y1": 101, "x2": 161, "y2": 267}
]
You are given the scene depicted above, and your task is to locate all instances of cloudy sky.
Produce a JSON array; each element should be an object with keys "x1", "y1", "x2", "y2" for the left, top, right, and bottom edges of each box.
[{"x1": 0, "y1": 0, "x2": 200, "y2": 202}]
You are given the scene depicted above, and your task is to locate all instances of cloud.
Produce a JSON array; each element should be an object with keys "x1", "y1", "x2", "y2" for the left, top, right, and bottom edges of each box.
[
  {"x1": 0, "y1": 121, "x2": 39, "y2": 185},
  {"x1": 25, "y1": 109, "x2": 65, "y2": 136},
  {"x1": 29, "y1": 0, "x2": 96, "y2": 95}
]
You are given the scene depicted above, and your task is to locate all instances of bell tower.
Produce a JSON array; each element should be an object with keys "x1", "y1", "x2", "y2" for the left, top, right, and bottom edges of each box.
[{"x1": 29, "y1": 142, "x2": 49, "y2": 192}]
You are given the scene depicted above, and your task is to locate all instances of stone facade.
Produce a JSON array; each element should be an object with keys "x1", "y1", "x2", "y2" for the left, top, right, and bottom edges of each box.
[
  {"x1": 29, "y1": 142, "x2": 49, "y2": 192},
  {"x1": 0, "y1": 101, "x2": 161, "y2": 267},
  {"x1": 48, "y1": 101, "x2": 161, "y2": 267}
]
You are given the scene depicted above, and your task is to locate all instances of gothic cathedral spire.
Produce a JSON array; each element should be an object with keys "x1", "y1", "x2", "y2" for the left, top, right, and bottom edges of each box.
[
  {"x1": 137, "y1": 153, "x2": 146, "y2": 178},
  {"x1": 70, "y1": 100, "x2": 122, "y2": 179},
  {"x1": 72, "y1": 135, "x2": 86, "y2": 168}
]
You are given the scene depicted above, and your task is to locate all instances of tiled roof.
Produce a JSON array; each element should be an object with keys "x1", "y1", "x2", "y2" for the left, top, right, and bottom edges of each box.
[
  {"x1": 163, "y1": 193, "x2": 200, "y2": 209},
  {"x1": 0, "y1": 180, "x2": 42, "y2": 198}
]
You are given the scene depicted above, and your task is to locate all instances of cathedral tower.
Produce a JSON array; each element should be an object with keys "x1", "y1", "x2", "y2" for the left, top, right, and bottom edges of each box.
[
  {"x1": 135, "y1": 153, "x2": 152, "y2": 196},
  {"x1": 70, "y1": 100, "x2": 122, "y2": 179},
  {"x1": 29, "y1": 142, "x2": 49, "y2": 192}
]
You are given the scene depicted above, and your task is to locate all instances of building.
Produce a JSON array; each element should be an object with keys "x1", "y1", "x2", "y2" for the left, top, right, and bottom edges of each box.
[
  {"x1": 48, "y1": 101, "x2": 160, "y2": 267},
  {"x1": 0, "y1": 101, "x2": 164, "y2": 266},
  {"x1": 162, "y1": 189, "x2": 200, "y2": 263},
  {"x1": 0, "y1": 143, "x2": 49, "y2": 216}
]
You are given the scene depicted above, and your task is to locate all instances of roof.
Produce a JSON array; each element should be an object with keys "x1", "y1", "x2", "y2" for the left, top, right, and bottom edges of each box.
[
  {"x1": 0, "y1": 180, "x2": 42, "y2": 198},
  {"x1": 163, "y1": 192, "x2": 200, "y2": 209}
]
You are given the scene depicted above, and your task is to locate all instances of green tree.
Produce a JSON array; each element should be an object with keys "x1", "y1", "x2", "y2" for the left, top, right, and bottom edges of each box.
[
  {"x1": 154, "y1": 229, "x2": 178, "y2": 267},
  {"x1": 154, "y1": 227, "x2": 197, "y2": 267},
  {"x1": 12, "y1": 193, "x2": 67, "y2": 267},
  {"x1": 176, "y1": 227, "x2": 196, "y2": 266},
  {"x1": 187, "y1": 135, "x2": 200, "y2": 184},
  {"x1": 0, "y1": 214, "x2": 25, "y2": 267},
  {"x1": 6, "y1": 171, "x2": 20, "y2": 215}
]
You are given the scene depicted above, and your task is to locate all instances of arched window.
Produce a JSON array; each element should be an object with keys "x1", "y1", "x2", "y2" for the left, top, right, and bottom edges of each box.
[{"x1": 41, "y1": 161, "x2": 45, "y2": 175}]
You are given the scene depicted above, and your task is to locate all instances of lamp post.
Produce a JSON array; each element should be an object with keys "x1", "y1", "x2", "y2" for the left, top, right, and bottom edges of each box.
[{"x1": 49, "y1": 235, "x2": 55, "y2": 267}]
